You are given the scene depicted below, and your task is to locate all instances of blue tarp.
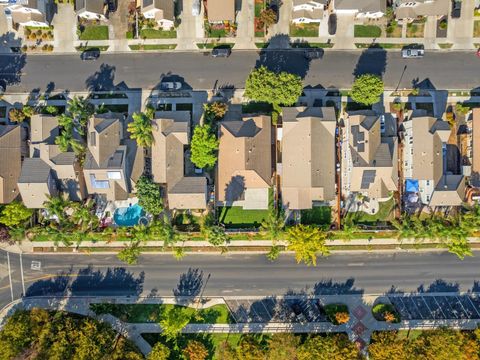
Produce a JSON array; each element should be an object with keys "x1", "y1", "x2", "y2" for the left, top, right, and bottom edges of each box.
[{"x1": 406, "y1": 179, "x2": 419, "y2": 193}]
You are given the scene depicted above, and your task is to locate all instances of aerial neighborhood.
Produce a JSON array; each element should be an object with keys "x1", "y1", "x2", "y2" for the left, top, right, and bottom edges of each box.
[{"x1": 2, "y1": 0, "x2": 480, "y2": 359}]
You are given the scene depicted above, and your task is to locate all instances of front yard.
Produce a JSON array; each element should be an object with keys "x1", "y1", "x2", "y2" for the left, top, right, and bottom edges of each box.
[
  {"x1": 254, "y1": 0, "x2": 265, "y2": 37},
  {"x1": 406, "y1": 21, "x2": 425, "y2": 38},
  {"x1": 140, "y1": 28, "x2": 177, "y2": 39},
  {"x1": 289, "y1": 23, "x2": 319, "y2": 37},
  {"x1": 78, "y1": 25, "x2": 109, "y2": 40},
  {"x1": 354, "y1": 25, "x2": 382, "y2": 38},
  {"x1": 301, "y1": 206, "x2": 331, "y2": 226},
  {"x1": 218, "y1": 206, "x2": 269, "y2": 229}
]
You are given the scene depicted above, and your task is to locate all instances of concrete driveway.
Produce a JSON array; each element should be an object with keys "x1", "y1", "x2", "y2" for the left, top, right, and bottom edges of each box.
[
  {"x1": 235, "y1": 0, "x2": 255, "y2": 49},
  {"x1": 448, "y1": 0, "x2": 475, "y2": 49},
  {"x1": 269, "y1": 0, "x2": 292, "y2": 37},
  {"x1": 52, "y1": 4, "x2": 77, "y2": 52},
  {"x1": 177, "y1": 0, "x2": 204, "y2": 50},
  {"x1": 333, "y1": 12, "x2": 355, "y2": 50}
]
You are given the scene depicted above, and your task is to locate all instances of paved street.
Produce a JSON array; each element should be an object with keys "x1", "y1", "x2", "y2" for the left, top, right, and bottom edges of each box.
[
  {"x1": 1, "y1": 50, "x2": 480, "y2": 93},
  {"x1": 1, "y1": 250, "x2": 480, "y2": 310}
]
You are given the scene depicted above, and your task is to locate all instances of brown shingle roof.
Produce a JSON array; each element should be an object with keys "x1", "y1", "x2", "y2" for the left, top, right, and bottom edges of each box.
[{"x1": 0, "y1": 125, "x2": 21, "y2": 204}]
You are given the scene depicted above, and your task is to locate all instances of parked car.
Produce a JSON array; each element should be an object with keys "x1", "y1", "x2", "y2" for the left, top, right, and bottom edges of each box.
[
  {"x1": 401, "y1": 46, "x2": 424, "y2": 58},
  {"x1": 269, "y1": 2, "x2": 279, "y2": 23},
  {"x1": 328, "y1": 13, "x2": 337, "y2": 35},
  {"x1": 304, "y1": 48, "x2": 323, "y2": 60},
  {"x1": 451, "y1": 0, "x2": 461, "y2": 18},
  {"x1": 160, "y1": 81, "x2": 182, "y2": 91},
  {"x1": 192, "y1": 0, "x2": 201, "y2": 16},
  {"x1": 80, "y1": 48, "x2": 100, "y2": 61},
  {"x1": 106, "y1": 0, "x2": 116, "y2": 12},
  {"x1": 211, "y1": 48, "x2": 231, "y2": 58}
]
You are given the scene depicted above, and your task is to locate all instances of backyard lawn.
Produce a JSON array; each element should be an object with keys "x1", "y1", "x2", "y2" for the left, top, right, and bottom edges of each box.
[
  {"x1": 218, "y1": 206, "x2": 269, "y2": 228},
  {"x1": 78, "y1": 25, "x2": 109, "y2": 40},
  {"x1": 290, "y1": 23, "x2": 319, "y2": 37},
  {"x1": 354, "y1": 25, "x2": 382, "y2": 38},
  {"x1": 301, "y1": 206, "x2": 331, "y2": 225},
  {"x1": 344, "y1": 197, "x2": 396, "y2": 225},
  {"x1": 90, "y1": 303, "x2": 234, "y2": 324},
  {"x1": 140, "y1": 28, "x2": 177, "y2": 39},
  {"x1": 475, "y1": 21, "x2": 480, "y2": 37}
]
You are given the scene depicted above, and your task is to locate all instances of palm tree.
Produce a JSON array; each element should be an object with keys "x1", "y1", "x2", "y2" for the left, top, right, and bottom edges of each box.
[
  {"x1": 43, "y1": 194, "x2": 73, "y2": 223},
  {"x1": 55, "y1": 130, "x2": 72, "y2": 152},
  {"x1": 58, "y1": 114, "x2": 74, "y2": 133},
  {"x1": 128, "y1": 112, "x2": 153, "y2": 147},
  {"x1": 70, "y1": 201, "x2": 98, "y2": 231},
  {"x1": 67, "y1": 96, "x2": 93, "y2": 130},
  {"x1": 69, "y1": 138, "x2": 86, "y2": 156}
]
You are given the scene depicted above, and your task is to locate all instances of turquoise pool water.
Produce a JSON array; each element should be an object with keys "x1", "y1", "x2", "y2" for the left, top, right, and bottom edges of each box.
[{"x1": 113, "y1": 204, "x2": 144, "y2": 227}]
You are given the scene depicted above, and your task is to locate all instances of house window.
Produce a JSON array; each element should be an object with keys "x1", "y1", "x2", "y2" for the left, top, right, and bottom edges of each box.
[
  {"x1": 107, "y1": 171, "x2": 122, "y2": 180},
  {"x1": 90, "y1": 174, "x2": 109, "y2": 189},
  {"x1": 90, "y1": 132, "x2": 96, "y2": 146}
]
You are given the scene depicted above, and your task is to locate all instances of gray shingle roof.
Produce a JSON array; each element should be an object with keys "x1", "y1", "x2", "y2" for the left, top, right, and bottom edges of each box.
[{"x1": 19, "y1": 158, "x2": 51, "y2": 183}]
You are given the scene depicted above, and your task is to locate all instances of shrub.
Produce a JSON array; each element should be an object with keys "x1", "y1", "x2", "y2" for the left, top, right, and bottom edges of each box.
[
  {"x1": 8, "y1": 108, "x2": 26, "y2": 123},
  {"x1": 439, "y1": 19, "x2": 447, "y2": 30},
  {"x1": 372, "y1": 303, "x2": 401, "y2": 323},
  {"x1": 324, "y1": 303, "x2": 349, "y2": 325}
]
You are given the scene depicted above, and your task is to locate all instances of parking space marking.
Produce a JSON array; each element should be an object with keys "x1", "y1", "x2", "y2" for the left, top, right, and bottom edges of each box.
[
  {"x1": 432, "y1": 297, "x2": 448, "y2": 319},
  {"x1": 465, "y1": 296, "x2": 480, "y2": 318},
  {"x1": 31, "y1": 261, "x2": 41, "y2": 271}
]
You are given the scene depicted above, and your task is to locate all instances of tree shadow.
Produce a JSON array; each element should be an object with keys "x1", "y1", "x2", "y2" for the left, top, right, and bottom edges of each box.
[
  {"x1": 70, "y1": 266, "x2": 145, "y2": 296},
  {"x1": 353, "y1": 44, "x2": 387, "y2": 78},
  {"x1": 25, "y1": 269, "x2": 72, "y2": 297},
  {"x1": 255, "y1": 34, "x2": 311, "y2": 79},
  {"x1": 313, "y1": 278, "x2": 364, "y2": 295},
  {"x1": 224, "y1": 175, "x2": 245, "y2": 204},
  {"x1": 0, "y1": 53, "x2": 27, "y2": 90},
  {"x1": 0, "y1": 32, "x2": 22, "y2": 52},
  {"x1": 416, "y1": 279, "x2": 460, "y2": 293},
  {"x1": 173, "y1": 267, "x2": 204, "y2": 298},
  {"x1": 85, "y1": 63, "x2": 116, "y2": 92}
]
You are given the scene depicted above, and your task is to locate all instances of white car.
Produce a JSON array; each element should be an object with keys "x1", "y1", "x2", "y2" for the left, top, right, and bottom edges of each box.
[
  {"x1": 192, "y1": 0, "x2": 201, "y2": 16},
  {"x1": 160, "y1": 82, "x2": 182, "y2": 91}
]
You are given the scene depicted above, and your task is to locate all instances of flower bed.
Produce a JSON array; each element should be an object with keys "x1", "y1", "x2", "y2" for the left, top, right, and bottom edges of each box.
[
  {"x1": 372, "y1": 303, "x2": 401, "y2": 323},
  {"x1": 324, "y1": 303, "x2": 350, "y2": 325}
]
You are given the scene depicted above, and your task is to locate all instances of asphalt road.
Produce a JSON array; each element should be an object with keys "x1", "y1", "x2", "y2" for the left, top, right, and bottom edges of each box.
[
  {"x1": 1, "y1": 50, "x2": 480, "y2": 93},
  {"x1": 1, "y1": 250, "x2": 480, "y2": 309}
]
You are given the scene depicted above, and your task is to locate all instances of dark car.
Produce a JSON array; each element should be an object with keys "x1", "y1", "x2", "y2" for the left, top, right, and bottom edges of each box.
[
  {"x1": 80, "y1": 48, "x2": 100, "y2": 61},
  {"x1": 290, "y1": 302, "x2": 303, "y2": 316},
  {"x1": 328, "y1": 13, "x2": 337, "y2": 35},
  {"x1": 452, "y1": 0, "x2": 461, "y2": 18},
  {"x1": 304, "y1": 48, "x2": 323, "y2": 60},
  {"x1": 211, "y1": 48, "x2": 231, "y2": 58},
  {"x1": 269, "y1": 3, "x2": 279, "y2": 23}
]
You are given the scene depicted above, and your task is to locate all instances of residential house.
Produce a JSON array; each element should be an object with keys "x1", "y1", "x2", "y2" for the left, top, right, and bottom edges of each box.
[
  {"x1": 292, "y1": 0, "x2": 326, "y2": 24},
  {"x1": 333, "y1": 0, "x2": 386, "y2": 19},
  {"x1": 0, "y1": 125, "x2": 22, "y2": 204},
  {"x1": 217, "y1": 114, "x2": 272, "y2": 210},
  {"x1": 344, "y1": 111, "x2": 398, "y2": 201},
  {"x1": 151, "y1": 111, "x2": 208, "y2": 210},
  {"x1": 4, "y1": 0, "x2": 50, "y2": 28},
  {"x1": 470, "y1": 108, "x2": 480, "y2": 187},
  {"x1": 403, "y1": 110, "x2": 465, "y2": 207},
  {"x1": 83, "y1": 113, "x2": 144, "y2": 201},
  {"x1": 18, "y1": 114, "x2": 86, "y2": 208},
  {"x1": 280, "y1": 107, "x2": 337, "y2": 210},
  {"x1": 141, "y1": 0, "x2": 175, "y2": 29},
  {"x1": 75, "y1": 0, "x2": 106, "y2": 20},
  {"x1": 207, "y1": 0, "x2": 235, "y2": 23},
  {"x1": 394, "y1": 0, "x2": 449, "y2": 20}
]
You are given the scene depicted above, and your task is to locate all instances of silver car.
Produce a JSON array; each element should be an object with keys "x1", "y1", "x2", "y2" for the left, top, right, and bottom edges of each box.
[
  {"x1": 192, "y1": 0, "x2": 201, "y2": 16},
  {"x1": 160, "y1": 82, "x2": 182, "y2": 91},
  {"x1": 402, "y1": 48, "x2": 424, "y2": 58}
]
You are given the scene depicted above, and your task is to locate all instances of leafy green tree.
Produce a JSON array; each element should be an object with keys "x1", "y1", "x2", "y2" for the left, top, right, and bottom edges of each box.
[
  {"x1": 287, "y1": 224, "x2": 329, "y2": 266},
  {"x1": 205, "y1": 225, "x2": 229, "y2": 246},
  {"x1": 350, "y1": 74, "x2": 384, "y2": 106},
  {"x1": 0, "y1": 202, "x2": 33, "y2": 228},
  {"x1": 297, "y1": 334, "x2": 361, "y2": 360},
  {"x1": 67, "y1": 96, "x2": 94, "y2": 131},
  {"x1": 44, "y1": 105, "x2": 58, "y2": 115},
  {"x1": 117, "y1": 241, "x2": 141, "y2": 265},
  {"x1": 22, "y1": 105, "x2": 35, "y2": 118},
  {"x1": 148, "y1": 342, "x2": 171, "y2": 360},
  {"x1": 266, "y1": 333, "x2": 299, "y2": 360},
  {"x1": 159, "y1": 306, "x2": 191, "y2": 340},
  {"x1": 266, "y1": 245, "x2": 281, "y2": 261},
  {"x1": 135, "y1": 175, "x2": 163, "y2": 215},
  {"x1": 204, "y1": 101, "x2": 228, "y2": 123},
  {"x1": 58, "y1": 113, "x2": 74, "y2": 132},
  {"x1": 55, "y1": 130, "x2": 72, "y2": 152},
  {"x1": 128, "y1": 112, "x2": 153, "y2": 147},
  {"x1": 258, "y1": 8, "x2": 277, "y2": 29},
  {"x1": 234, "y1": 336, "x2": 266, "y2": 360},
  {"x1": 182, "y1": 340, "x2": 209, "y2": 360},
  {"x1": 43, "y1": 194, "x2": 72, "y2": 222},
  {"x1": 245, "y1": 66, "x2": 303, "y2": 110},
  {"x1": 190, "y1": 124, "x2": 219, "y2": 169},
  {"x1": 70, "y1": 201, "x2": 98, "y2": 231},
  {"x1": 261, "y1": 189, "x2": 284, "y2": 241},
  {"x1": 8, "y1": 108, "x2": 26, "y2": 123}
]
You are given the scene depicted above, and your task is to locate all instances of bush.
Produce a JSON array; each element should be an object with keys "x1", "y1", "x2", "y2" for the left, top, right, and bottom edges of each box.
[
  {"x1": 324, "y1": 303, "x2": 349, "y2": 325},
  {"x1": 372, "y1": 303, "x2": 400, "y2": 323},
  {"x1": 439, "y1": 19, "x2": 447, "y2": 30}
]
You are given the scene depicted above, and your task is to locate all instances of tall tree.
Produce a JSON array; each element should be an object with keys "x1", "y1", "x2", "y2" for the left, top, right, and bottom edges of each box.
[
  {"x1": 350, "y1": 74, "x2": 384, "y2": 106},
  {"x1": 135, "y1": 175, "x2": 163, "y2": 216},
  {"x1": 182, "y1": 340, "x2": 209, "y2": 360},
  {"x1": 43, "y1": 194, "x2": 72, "y2": 222},
  {"x1": 159, "y1": 306, "x2": 191, "y2": 340},
  {"x1": 287, "y1": 224, "x2": 329, "y2": 266},
  {"x1": 261, "y1": 189, "x2": 284, "y2": 241},
  {"x1": 67, "y1": 96, "x2": 94, "y2": 131},
  {"x1": 190, "y1": 124, "x2": 219, "y2": 169},
  {"x1": 258, "y1": 8, "x2": 277, "y2": 29},
  {"x1": 297, "y1": 334, "x2": 362, "y2": 360},
  {"x1": 245, "y1": 66, "x2": 303, "y2": 110},
  {"x1": 128, "y1": 112, "x2": 154, "y2": 147},
  {"x1": 117, "y1": 241, "x2": 142, "y2": 265},
  {"x1": 204, "y1": 101, "x2": 228, "y2": 124},
  {"x1": 148, "y1": 342, "x2": 170, "y2": 360},
  {"x1": 0, "y1": 202, "x2": 33, "y2": 228},
  {"x1": 266, "y1": 333, "x2": 299, "y2": 360}
]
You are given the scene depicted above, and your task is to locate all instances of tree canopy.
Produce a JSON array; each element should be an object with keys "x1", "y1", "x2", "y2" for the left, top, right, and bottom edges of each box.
[
  {"x1": 245, "y1": 66, "x2": 303, "y2": 108},
  {"x1": 159, "y1": 306, "x2": 191, "y2": 340},
  {"x1": 350, "y1": 74, "x2": 384, "y2": 106},
  {"x1": 0, "y1": 201, "x2": 33, "y2": 228},
  {"x1": 190, "y1": 125, "x2": 219, "y2": 169},
  {"x1": 286, "y1": 225, "x2": 329, "y2": 266},
  {"x1": 136, "y1": 175, "x2": 164, "y2": 216},
  {"x1": 128, "y1": 112, "x2": 154, "y2": 147}
]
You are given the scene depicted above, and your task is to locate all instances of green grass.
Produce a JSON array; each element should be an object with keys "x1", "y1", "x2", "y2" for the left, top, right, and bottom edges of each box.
[
  {"x1": 344, "y1": 197, "x2": 396, "y2": 225},
  {"x1": 289, "y1": 23, "x2": 319, "y2": 37},
  {"x1": 355, "y1": 43, "x2": 404, "y2": 49},
  {"x1": 438, "y1": 43, "x2": 453, "y2": 49},
  {"x1": 354, "y1": 25, "x2": 382, "y2": 38},
  {"x1": 254, "y1": 2, "x2": 264, "y2": 17},
  {"x1": 475, "y1": 21, "x2": 480, "y2": 37},
  {"x1": 128, "y1": 44, "x2": 176, "y2": 50},
  {"x1": 218, "y1": 206, "x2": 269, "y2": 229},
  {"x1": 395, "y1": 330, "x2": 423, "y2": 340},
  {"x1": 140, "y1": 28, "x2": 177, "y2": 39},
  {"x1": 242, "y1": 101, "x2": 273, "y2": 114},
  {"x1": 90, "y1": 303, "x2": 234, "y2": 324},
  {"x1": 291, "y1": 42, "x2": 334, "y2": 48},
  {"x1": 301, "y1": 206, "x2": 331, "y2": 225},
  {"x1": 78, "y1": 25, "x2": 109, "y2": 40},
  {"x1": 255, "y1": 42, "x2": 268, "y2": 48},
  {"x1": 406, "y1": 22, "x2": 425, "y2": 38},
  {"x1": 196, "y1": 43, "x2": 234, "y2": 49},
  {"x1": 126, "y1": 31, "x2": 134, "y2": 39},
  {"x1": 255, "y1": 31, "x2": 265, "y2": 37},
  {"x1": 75, "y1": 46, "x2": 109, "y2": 51},
  {"x1": 372, "y1": 303, "x2": 401, "y2": 323},
  {"x1": 324, "y1": 303, "x2": 349, "y2": 325}
]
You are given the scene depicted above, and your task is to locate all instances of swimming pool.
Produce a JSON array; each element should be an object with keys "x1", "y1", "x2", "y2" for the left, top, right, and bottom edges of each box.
[{"x1": 113, "y1": 204, "x2": 144, "y2": 227}]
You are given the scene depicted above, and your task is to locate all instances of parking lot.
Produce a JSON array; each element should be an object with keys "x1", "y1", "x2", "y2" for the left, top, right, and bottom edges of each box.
[
  {"x1": 388, "y1": 295, "x2": 480, "y2": 320},
  {"x1": 225, "y1": 298, "x2": 328, "y2": 323}
]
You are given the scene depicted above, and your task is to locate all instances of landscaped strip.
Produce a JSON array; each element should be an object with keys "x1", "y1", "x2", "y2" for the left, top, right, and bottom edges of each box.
[
  {"x1": 78, "y1": 25, "x2": 109, "y2": 40},
  {"x1": 129, "y1": 44, "x2": 177, "y2": 50}
]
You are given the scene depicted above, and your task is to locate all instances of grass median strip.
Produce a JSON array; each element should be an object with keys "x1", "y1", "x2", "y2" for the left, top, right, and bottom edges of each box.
[{"x1": 129, "y1": 44, "x2": 177, "y2": 50}]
